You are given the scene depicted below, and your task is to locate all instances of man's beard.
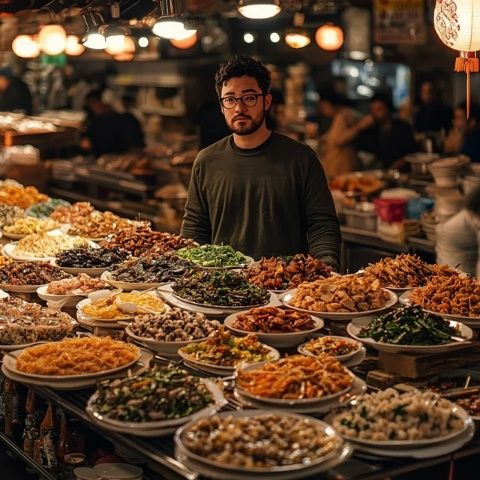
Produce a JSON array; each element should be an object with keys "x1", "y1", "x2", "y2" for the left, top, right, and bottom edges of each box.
[{"x1": 228, "y1": 110, "x2": 265, "y2": 136}]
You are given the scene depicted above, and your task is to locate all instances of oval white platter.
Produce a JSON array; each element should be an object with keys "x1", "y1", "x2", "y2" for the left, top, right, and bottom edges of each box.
[
  {"x1": 347, "y1": 317, "x2": 473, "y2": 354},
  {"x1": 223, "y1": 311, "x2": 324, "y2": 348},
  {"x1": 282, "y1": 288, "x2": 398, "y2": 321}
]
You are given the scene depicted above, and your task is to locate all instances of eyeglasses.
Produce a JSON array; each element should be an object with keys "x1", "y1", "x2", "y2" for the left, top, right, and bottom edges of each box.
[{"x1": 220, "y1": 93, "x2": 265, "y2": 109}]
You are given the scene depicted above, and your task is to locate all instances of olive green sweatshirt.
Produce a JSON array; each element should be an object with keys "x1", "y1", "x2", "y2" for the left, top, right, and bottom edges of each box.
[{"x1": 181, "y1": 133, "x2": 341, "y2": 269}]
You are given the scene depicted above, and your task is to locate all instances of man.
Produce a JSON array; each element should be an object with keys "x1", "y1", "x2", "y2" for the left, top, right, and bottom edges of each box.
[
  {"x1": 414, "y1": 80, "x2": 452, "y2": 134},
  {"x1": 181, "y1": 55, "x2": 341, "y2": 270},
  {"x1": 0, "y1": 68, "x2": 32, "y2": 115},
  {"x1": 354, "y1": 94, "x2": 417, "y2": 168}
]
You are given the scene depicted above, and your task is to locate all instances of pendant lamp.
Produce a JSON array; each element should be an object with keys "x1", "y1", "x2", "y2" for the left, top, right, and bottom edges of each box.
[{"x1": 434, "y1": 0, "x2": 480, "y2": 117}]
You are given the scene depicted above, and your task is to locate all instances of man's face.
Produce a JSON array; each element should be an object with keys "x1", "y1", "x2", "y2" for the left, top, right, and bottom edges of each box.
[
  {"x1": 220, "y1": 75, "x2": 272, "y2": 136},
  {"x1": 319, "y1": 100, "x2": 335, "y2": 118},
  {"x1": 370, "y1": 100, "x2": 390, "y2": 123},
  {"x1": 420, "y1": 82, "x2": 435, "y2": 104}
]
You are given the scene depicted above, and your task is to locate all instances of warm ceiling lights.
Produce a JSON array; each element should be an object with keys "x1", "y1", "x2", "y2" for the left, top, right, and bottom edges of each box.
[
  {"x1": 285, "y1": 13, "x2": 310, "y2": 49},
  {"x1": 82, "y1": 11, "x2": 107, "y2": 49},
  {"x1": 315, "y1": 24, "x2": 344, "y2": 51},
  {"x1": 38, "y1": 24, "x2": 67, "y2": 55},
  {"x1": 12, "y1": 35, "x2": 40, "y2": 58},
  {"x1": 237, "y1": 0, "x2": 281, "y2": 20},
  {"x1": 170, "y1": 31, "x2": 198, "y2": 49},
  {"x1": 103, "y1": 2, "x2": 130, "y2": 55},
  {"x1": 65, "y1": 35, "x2": 85, "y2": 56},
  {"x1": 152, "y1": 0, "x2": 197, "y2": 40}
]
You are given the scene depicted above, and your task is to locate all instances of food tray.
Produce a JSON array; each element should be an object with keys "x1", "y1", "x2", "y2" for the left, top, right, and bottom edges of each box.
[
  {"x1": 282, "y1": 289, "x2": 398, "y2": 321},
  {"x1": 101, "y1": 271, "x2": 167, "y2": 291},
  {"x1": 51, "y1": 259, "x2": 107, "y2": 277},
  {"x1": 297, "y1": 335, "x2": 363, "y2": 362},
  {"x1": 347, "y1": 317, "x2": 473, "y2": 354},
  {"x1": 0, "y1": 283, "x2": 47, "y2": 293},
  {"x1": 223, "y1": 312, "x2": 324, "y2": 348}
]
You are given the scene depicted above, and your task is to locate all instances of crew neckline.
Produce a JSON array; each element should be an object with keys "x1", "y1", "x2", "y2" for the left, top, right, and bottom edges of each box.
[{"x1": 229, "y1": 132, "x2": 274, "y2": 155}]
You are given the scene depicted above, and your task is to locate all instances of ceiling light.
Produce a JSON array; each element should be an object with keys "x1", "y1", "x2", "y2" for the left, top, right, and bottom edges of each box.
[
  {"x1": 138, "y1": 36, "x2": 149, "y2": 48},
  {"x1": 152, "y1": 0, "x2": 197, "y2": 40},
  {"x1": 38, "y1": 24, "x2": 67, "y2": 56},
  {"x1": 270, "y1": 32, "x2": 280, "y2": 43},
  {"x1": 103, "y1": 2, "x2": 130, "y2": 55},
  {"x1": 81, "y1": 11, "x2": 106, "y2": 49},
  {"x1": 65, "y1": 35, "x2": 85, "y2": 56},
  {"x1": 315, "y1": 24, "x2": 344, "y2": 51},
  {"x1": 243, "y1": 32, "x2": 255, "y2": 43},
  {"x1": 285, "y1": 13, "x2": 310, "y2": 49},
  {"x1": 12, "y1": 35, "x2": 40, "y2": 58},
  {"x1": 170, "y1": 31, "x2": 198, "y2": 49},
  {"x1": 237, "y1": 0, "x2": 281, "y2": 19}
]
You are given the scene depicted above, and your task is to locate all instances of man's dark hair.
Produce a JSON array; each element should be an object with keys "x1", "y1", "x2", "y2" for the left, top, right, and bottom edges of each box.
[
  {"x1": 215, "y1": 55, "x2": 271, "y2": 97},
  {"x1": 370, "y1": 93, "x2": 394, "y2": 112}
]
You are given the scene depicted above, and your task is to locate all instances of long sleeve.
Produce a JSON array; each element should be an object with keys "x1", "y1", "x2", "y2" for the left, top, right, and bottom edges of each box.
[
  {"x1": 303, "y1": 152, "x2": 342, "y2": 270},
  {"x1": 180, "y1": 159, "x2": 212, "y2": 245},
  {"x1": 329, "y1": 109, "x2": 361, "y2": 147}
]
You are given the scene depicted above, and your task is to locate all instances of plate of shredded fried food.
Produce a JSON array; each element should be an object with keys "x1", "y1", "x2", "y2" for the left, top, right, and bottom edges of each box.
[
  {"x1": 235, "y1": 354, "x2": 354, "y2": 406},
  {"x1": 224, "y1": 306, "x2": 324, "y2": 347},
  {"x1": 401, "y1": 276, "x2": 480, "y2": 323},
  {"x1": 283, "y1": 275, "x2": 397, "y2": 320},
  {"x1": 360, "y1": 254, "x2": 464, "y2": 292},
  {"x1": 3, "y1": 337, "x2": 140, "y2": 379}
]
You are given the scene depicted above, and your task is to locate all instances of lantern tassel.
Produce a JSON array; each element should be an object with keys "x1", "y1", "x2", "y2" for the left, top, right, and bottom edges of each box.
[{"x1": 455, "y1": 54, "x2": 479, "y2": 119}]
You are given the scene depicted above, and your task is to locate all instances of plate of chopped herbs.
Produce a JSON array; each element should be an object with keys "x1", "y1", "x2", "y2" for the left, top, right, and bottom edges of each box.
[
  {"x1": 347, "y1": 306, "x2": 473, "y2": 354},
  {"x1": 175, "y1": 244, "x2": 253, "y2": 269}
]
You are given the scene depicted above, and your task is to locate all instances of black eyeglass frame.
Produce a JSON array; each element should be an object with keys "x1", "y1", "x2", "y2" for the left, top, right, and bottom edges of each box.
[{"x1": 219, "y1": 93, "x2": 266, "y2": 109}]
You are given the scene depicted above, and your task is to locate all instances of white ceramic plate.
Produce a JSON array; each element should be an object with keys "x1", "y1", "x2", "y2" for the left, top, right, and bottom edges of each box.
[
  {"x1": 1, "y1": 349, "x2": 152, "y2": 390},
  {"x1": 125, "y1": 327, "x2": 209, "y2": 355},
  {"x1": 86, "y1": 379, "x2": 227, "y2": 430},
  {"x1": 101, "y1": 271, "x2": 167, "y2": 291},
  {"x1": 158, "y1": 284, "x2": 281, "y2": 315},
  {"x1": 176, "y1": 410, "x2": 343, "y2": 474},
  {"x1": 232, "y1": 376, "x2": 367, "y2": 414},
  {"x1": 76, "y1": 310, "x2": 126, "y2": 329},
  {"x1": 175, "y1": 442, "x2": 352, "y2": 480},
  {"x1": 347, "y1": 317, "x2": 473, "y2": 354},
  {"x1": 36, "y1": 284, "x2": 87, "y2": 303},
  {"x1": 3, "y1": 239, "x2": 98, "y2": 262},
  {"x1": 0, "y1": 341, "x2": 47, "y2": 352},
  {"x1": 329, "y1": 402, "x2": 471, "y2": 448},
  {"x1": 235, "y1": 361, "x2": 355, "y2": 406},
  {"x1": 223, "y1": 312, "x2": 324, "y2": 348},
  {"x1": 351, "y1": 423, "x2": 475, "y2": 459},
  {"x1": 51, "y1": 259, "x2": 107, "y2": 277},
  {"x1": 92, "y1": 464, "x2": 143, "y2": 480},
  {"x1": 297, "y1": 335, "x2": 363, "y2": 362},
  {"x1": 177, "y1": 344, "x2": 280, "y2": 377},
  {"x1": 3, "y1": 344, "x2": 141, "y2": 380},
  {"x1": 399, "y1": 291, "x2": 480, "y2": 326},
  {"x1": 282, "y1": 288, "x2": 398, "y2": 321}
]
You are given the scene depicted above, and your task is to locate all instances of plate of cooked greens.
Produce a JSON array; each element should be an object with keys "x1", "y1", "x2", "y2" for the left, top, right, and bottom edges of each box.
[
  {"x1": 347, "y1": 306, "x2": 473, "y2": 354},
  {"x1": 175, "y1": 244, "x2": 253, "y2": 269}
]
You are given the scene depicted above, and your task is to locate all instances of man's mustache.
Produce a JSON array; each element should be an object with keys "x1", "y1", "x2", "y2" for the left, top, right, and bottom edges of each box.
[{"x1": 232, "y1": 115, "x2": 251, "y2": 121}]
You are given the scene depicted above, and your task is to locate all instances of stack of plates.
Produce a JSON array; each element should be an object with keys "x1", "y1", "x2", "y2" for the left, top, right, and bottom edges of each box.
[
  {"x1": 175, "y1": 410, "x2": 352, "y2": 480},
  {"x1": 1, "y1": 347, "x2": 152, "y2": 390},
  {"x1": 430, "y1": 157, "x2": 469, "y2": 188},
  {"x1": 420, "y1": 211, "x2": 439, "y2": 241},
  {"x1": 332, "y1": 407, "x2": 474, "y2": 459},
  {"x1": 86, "y1": 379, "x2": 227, "y2": 437}
]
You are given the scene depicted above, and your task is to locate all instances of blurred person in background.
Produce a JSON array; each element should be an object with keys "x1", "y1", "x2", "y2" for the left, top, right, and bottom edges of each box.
[
  {"x1": 82, "y1": 89, "x2": 144, "y2": 156},
  {"x1": 317, "y1": 88, "x2": 360, "y2": 177},
  {"x1": 444, "y1": 101, "x2": 480, "y2": 163},
  {"x1": 436, "y1": 187, "x2": 480, "y2": 278},
  {"x1": 0, "y1": 67, "x2": 32, "y2": 115},
  {"x1": 414, "y1": 80, "x2": 452, "y2": 134},
  {"x1": 353, "y1": 94, "x2": 417, "y2": 169}
]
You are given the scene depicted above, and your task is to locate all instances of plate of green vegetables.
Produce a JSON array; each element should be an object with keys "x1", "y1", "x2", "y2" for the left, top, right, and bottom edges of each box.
[
  {"x1": 347, "y1": 306, "x2": 473, "y2": 354},
  {"x1": 175, "y1": 244, "x2": 253, "y2": 269}
]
